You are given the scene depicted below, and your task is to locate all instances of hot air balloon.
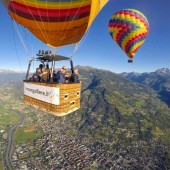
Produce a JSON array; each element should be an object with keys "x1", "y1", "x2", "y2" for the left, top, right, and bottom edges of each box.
[
  {"x1": 108, "y1": 9, "x2": 149, "y2": 63},
  {"x1": 3, "y1": 0, "x2": 109, "y2": 48},
  {"x1": 2, "y1": 0, "x2": 109, "y2": 116}
]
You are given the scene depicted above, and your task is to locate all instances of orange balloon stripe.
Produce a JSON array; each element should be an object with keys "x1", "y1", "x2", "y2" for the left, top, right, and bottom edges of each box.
[{"x1": 9, "y1": 10, "x2": 89, "y2": 47}]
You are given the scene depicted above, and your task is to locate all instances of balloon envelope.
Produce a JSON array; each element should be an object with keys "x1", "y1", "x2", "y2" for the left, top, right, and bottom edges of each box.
[
  {"x1": 108, "y1": 9, "x2": 149, "y2": 59},
  {"x1": 3, "y1": 0, "x2": 108, "y2": 48}
]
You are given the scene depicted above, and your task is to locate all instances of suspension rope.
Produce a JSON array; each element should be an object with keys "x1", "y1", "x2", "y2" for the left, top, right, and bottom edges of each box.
[
  {"x1": 12, "y1": 21, "x2": 24, "y2": 73},
  {"x1": 69, "y1": 43, "x2": 79, "y2": 59},
  {"x1": 76, "y1": 25, "x2": 91, "y2": 51},
  {"x1": 12, "y1": 21, "x2": 30, "y2": 61},
  {"x1": 69, "y1": 25, "x2": 91, "y2": 58},
  {"x1": 20, "y1": 0, "x2": 49, "y2": 44},
  {"x1": 11, "y1": 2, "x2": 34, "y2": 61}
]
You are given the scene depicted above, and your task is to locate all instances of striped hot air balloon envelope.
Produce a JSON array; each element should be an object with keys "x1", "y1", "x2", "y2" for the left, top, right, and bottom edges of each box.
[
  {"x1": 2, "y1": 0, "x2": 109, "y2": 48},
  {"x1": 108, "y1": 9, "x2": 149, "y2": 62}
]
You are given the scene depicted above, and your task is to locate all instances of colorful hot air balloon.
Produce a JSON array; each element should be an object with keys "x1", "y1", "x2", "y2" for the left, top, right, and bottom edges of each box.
[
  {"x1": 2, "y1": 0, "x2": 109, "y2": 117},
  {"x1": 108, "y1": 9, "x2": 149, "y2": 62},
  {"x1": 2, "y1": 0, "x2": 109, "y2": 48}
]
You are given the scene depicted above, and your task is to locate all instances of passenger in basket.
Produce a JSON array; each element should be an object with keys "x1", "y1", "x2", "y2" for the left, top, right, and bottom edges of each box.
[
  {"x1": 41, "y1": 65, "x2": 50, "y2": 82},
  {"x1": 53, "y1": 69, "x2": 57, "y2": 82},
  {"x1": 54, "y1": 66, "x2": 67, "y2": 83},
  {"x1": 65, "y1": 72, "x2": 71, "y2": 83},
  {"x1": 70, "y1": 69, "x2": 80, "y2": 83},
  {"x1": 32, "y1": 68, "x2": 42, "y2": 82},
  {"x1": 39, "y1": 64, "x2": 44, "y2": 72}
]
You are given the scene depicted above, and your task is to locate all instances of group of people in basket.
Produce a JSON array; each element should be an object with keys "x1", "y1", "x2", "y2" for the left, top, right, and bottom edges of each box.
[{"x1": 31, "y1": 64, "x2": 80, "y2": 83}]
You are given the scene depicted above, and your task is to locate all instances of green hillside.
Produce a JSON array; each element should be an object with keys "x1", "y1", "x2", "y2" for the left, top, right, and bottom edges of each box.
[
  {"x1": 69, "y1": 66, "x2": 170, "y2": 143},
  {"x1": 0, "y1": 67, "x2": 170, "y2": 169}
]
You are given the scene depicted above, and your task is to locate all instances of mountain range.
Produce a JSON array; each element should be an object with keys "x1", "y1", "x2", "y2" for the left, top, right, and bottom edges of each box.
[
  {"x1": 74, "y1": 67, "x2": 170, "y2": 140},
  {"x1": 0, "y1": 67, "x2": 170, "y2": 141},
  {"x1": 121, "y1": 68, "x2": 170, "y2": 107}
]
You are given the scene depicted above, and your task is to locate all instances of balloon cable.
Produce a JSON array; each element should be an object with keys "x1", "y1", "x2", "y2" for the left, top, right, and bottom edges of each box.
[
  {"x1": 12, "y1": 21, "x2": 31, "y2": 61},
  {"x1": 69, "y1": 26, "x2": 91, "y2": 58},
  {"x1": 12, "y1": 21, "x2": 24, "y2": 73},
  {"x1": 20, "y1": 0, "x2": 49, "y2": 44}
]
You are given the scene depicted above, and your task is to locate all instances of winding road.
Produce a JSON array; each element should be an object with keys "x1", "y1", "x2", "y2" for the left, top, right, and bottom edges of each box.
[{"x1": 4, "y1": 112, "x2": 24, "y2": 170}]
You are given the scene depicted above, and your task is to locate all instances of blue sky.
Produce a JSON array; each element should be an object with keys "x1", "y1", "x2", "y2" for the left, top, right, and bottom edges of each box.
[{"x1": 0, "y1": 0, "x2": 170, "y2": 73}]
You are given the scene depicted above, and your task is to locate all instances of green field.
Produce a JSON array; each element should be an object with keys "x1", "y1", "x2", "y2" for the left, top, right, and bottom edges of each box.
[
  {"x1": 15, "y1": 126, "x2": 44, "y2": 144},
  {"x1": 0, "y1": 162, "x2": 3, "y2": 170},
  {"x1": 0, "y1": 104, "x2": 19, "y2": 130}
]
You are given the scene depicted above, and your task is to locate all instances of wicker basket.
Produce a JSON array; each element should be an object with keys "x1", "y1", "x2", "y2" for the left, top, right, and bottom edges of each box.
[{"x1": 24, "y1": 82, "x2": 81, "y2": 116}]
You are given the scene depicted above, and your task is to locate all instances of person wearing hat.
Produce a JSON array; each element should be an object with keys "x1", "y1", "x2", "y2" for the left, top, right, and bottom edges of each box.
[{"x1": 53, "y1": 66, "x2": 67, "y2": 83}]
